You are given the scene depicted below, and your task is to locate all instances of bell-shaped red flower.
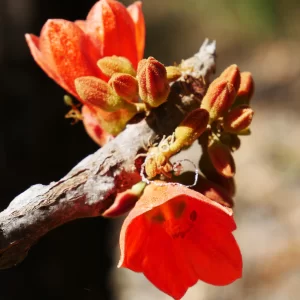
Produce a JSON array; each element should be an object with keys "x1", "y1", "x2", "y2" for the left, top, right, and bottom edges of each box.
[
  {"x1": 25, "y1": 0, "x2": 145, "y2": 145},
  {"x1": 119, "y1": 183, "x2": 242, "y2": 299}
]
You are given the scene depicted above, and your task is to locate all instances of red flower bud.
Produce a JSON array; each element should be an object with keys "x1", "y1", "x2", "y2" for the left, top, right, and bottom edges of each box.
[
  {"x1": 224, "y1": 105, "x2": 254, "y2": 133},
  {"x1": 108, "y1": 73, "x2": 138, "y2": 101},
  {"x1": 208, "y1": 140, "x2": 235, "y2": 178},
  {"x1": 97, "y1": 56, "x2": 136, "y2": 77},
  {"x1": 219, "y1": 64, "x2": 241, "y2": 92},
  {"x1": 137, "y1": 56, "x2": 170, "y2": 107},
  {"x1": 102, "y1": 182, "x2": 146, "y2": 218},
  {"x1": 201, "y1": 78, "x2": 236, "y2": 121}
]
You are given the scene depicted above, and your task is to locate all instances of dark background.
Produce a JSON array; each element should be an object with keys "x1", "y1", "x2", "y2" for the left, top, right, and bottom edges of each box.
[
  {"x1": 1, "y1": 0, "x2": 300, "y2": 299},
  {"x1": 0, "y1": 1, "x2": 114, "y2": 299}
]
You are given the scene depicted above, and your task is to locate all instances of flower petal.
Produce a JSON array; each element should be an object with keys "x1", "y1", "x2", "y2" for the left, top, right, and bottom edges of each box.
[
  {"x1": 25, "y1": 33, "x2": 67, "y2": 89},
  {"x1": 86, "y1": 0, "x2": 138, "y2": 68},
  {"x1": 39, "y1": 19, "x2": 102, "y2": 98},
  {"x1": 127, "y1": 1, "x2": 145, "y2": 61},
  {"x1": 120, "y1": 214, "x2": 197, "y2": 299},
  {"x1": 128, "y1": 183, "x2": 235, "y2": 230},
  {"x1": 81, "y1": 105, "x2": 112, "y2": 146},
  {"x1": 142, "y1": 224, "x2": 196, "y2": 299},
  {"x1": 118, "y1": 214, "x2": 150, "y2": 272},
  {"x1": 184, "y1": 221, "x2": 242, "y2": 285},
  {"x1": 74, "y1": 20, "x2": 86, "y2": 31}
]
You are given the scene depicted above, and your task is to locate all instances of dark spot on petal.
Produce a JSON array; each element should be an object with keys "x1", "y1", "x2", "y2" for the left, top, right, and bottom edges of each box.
[
  {"x1": 190, "y1": 210, "x2": 197, "y2": 222},
  {"x1": 152, "y1": 213, "x2": 165, "y2": 223},
  {"x1": 174, "y1": 201, "x2": 186, "y2": 219}
]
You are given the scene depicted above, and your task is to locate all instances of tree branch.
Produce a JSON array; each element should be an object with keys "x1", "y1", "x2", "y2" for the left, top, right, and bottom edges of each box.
[{"x1": 0, "y1": 39, "x2": 216, "y2": 269}]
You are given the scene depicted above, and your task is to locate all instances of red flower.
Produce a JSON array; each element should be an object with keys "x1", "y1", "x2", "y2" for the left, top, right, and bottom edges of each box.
[
  {"x1": 119, "y1": 183, "x2": 242, "y2": 299},
  {"x1": 25, "y1": 0, "x2": 145, "y2": 145}
]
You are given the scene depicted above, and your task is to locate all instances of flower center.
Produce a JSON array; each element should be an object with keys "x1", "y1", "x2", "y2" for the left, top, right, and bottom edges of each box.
[{"x1": 147, "y1": 198, "x2": 198, "y2": 239}]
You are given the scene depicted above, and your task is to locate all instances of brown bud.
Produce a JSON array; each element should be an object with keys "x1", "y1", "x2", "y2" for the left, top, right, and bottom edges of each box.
[
  {"x1": 216, "y1": 177, "x2": 236, "y2": 197},
  {"x1": 194, "y1": 177, "x2": 234, "y2": 207},
  {"x1": 224, "y1": 105, "x2": 254, "y2": 133},
  {"x1": 199, "y1": 152, "x2": 236, "y2": 197},
  {"x1": 201, "y1": 78, "x2": 236, "y2": 121},
  {"x1": 102, "y1": 182, "x2": 146, "y2": 217},
  {"x1": 75, "y1": 76, "x2": 134, "y2": 112},
  {"x1": 219, "y1": 64, "x2": 241, "y2": 92},
  {"x1": 109, "y1": 73, "x2": 138, "y2": 101},
  {"x1": 208, "y1": 139, "x2": 235, "y2": 178},
  {"x1": 176, "y1": 171, "x2": 234, "y2": 206},
  {"x1": 137, "y1": 57, "x2": 170, "y2": 107},
  {"x1": 170, "y1": 108, "x2": 209, "y2": 153},
  {"x1": 97, "y1": 56, "x2": 136, "y2": 77},
  {"x1": 235, "y1": 72, "x2": 255, "y2": 105},
  {"x1": 166, "y1": 66, "x2": 182, "y2": 82},
  {"x1": 220, "y1": 133, "x2": 241, "y2": 152}
]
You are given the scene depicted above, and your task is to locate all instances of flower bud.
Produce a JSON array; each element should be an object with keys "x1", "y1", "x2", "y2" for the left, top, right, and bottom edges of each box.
[
  {"x1": 109, "y1": 73, "x2": 138, "y2": 101},
  {"x1": 75, "y1": 76, "x2": 134, "y2": 112},
  {"x1": 199, "y1": 152, "x2": 236, "y2": 197},
  {"x1": 102, "y1": 182, "x2": 146, "y2": 217},
  {"x1": 97, "y1": 56, "x2": 136, "y2": 77},
  {"x1": 170, "y1": 108, "x2": 209, "y2": 154},
  {"x1": 220, "y1": 133, "x2": 241, "y2": 152},
  {"x1": 95, "y1": 108, "x2": 137, "y2": 136},
  {"x1": 201, "y1": 78, "x2": 236, "y2": 121},
  {"x1": 219, "y1": 64, "x2": 241, "y2": 92},
  {"x1": 234, "y1": 72, "x2": 255, "y2": 105},
  {"x1": 194, "y1": 177, "x2": 234, "y2": 208},
  {"x1": 64, "y1": 95, "x2": 74, "y2": 106},
  {"x1": 137, "y1": 57, "x2": 170, "y2": 107},
  {"x1": 208, "y1": 139, "x2": 235, "y2": 178},
  {"x1": 223, "y1": 105, "x2": 254, "y2": 133},
  {"x1": 215, "y1": 176, "x2": 236, "y2": 197},
  {"x1": 166, "y1": 66, "x2": 182, "y2": 82}
]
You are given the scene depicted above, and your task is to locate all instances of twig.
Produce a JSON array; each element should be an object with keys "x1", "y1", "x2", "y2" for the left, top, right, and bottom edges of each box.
[{"x1": 0, "y1": 40, "x2": 216, "y2": 269}]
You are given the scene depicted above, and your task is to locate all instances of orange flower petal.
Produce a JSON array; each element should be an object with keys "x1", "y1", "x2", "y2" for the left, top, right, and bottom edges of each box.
[
  {"x1": 118, "y1": 215, "x2": 150, "y2": 272},
  {"x1": 184, "y1": 223, "x2": 242, "y2": 286},
  {"x1": 25, "y1": 33, "x2": 67, "y2": 89},
  {"x1": 86, "y1": 0, "x2": 138, "y2": 68},
  {"x1": 127, "y1": 1, "x2": 145, "y2": 61},
  {"x1": 123, "y1": 183, "x2": 235, "y2": 226},
  {"x1": 39, "y1": 19, "x2": 102, "y2": 98},
  {"x1": 141, "y1": 224, "x2": 197, "y2": 299},
  {"x1": 81, "y1": 105, "x2": 112, "y2": 146},
  {"x1": 120, "y1": 215, "x2": 197, "y2": 299},
  {"x1": 74, "y1": 20, "x2": 86, "y2": 31}
]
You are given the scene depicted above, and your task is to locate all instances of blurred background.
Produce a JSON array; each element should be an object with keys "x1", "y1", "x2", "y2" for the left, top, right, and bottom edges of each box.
[{"x1": 1, "y1": 0, "x2": 300, "y2": 299}]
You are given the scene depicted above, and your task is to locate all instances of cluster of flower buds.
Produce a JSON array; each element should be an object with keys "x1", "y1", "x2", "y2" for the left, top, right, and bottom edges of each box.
[
  {"x1": 141, "y1": 64, "x2": 254, "y2": 207},
  {"x1": 74, "y1": 55, "x2": 174, "y2": 135},
  {"x1": 199, "y1": 64, "x2": 254, "y2": 199}
]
